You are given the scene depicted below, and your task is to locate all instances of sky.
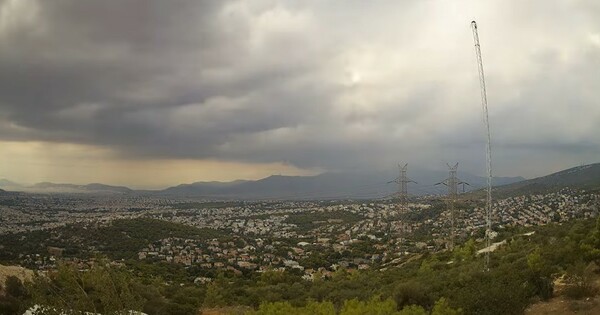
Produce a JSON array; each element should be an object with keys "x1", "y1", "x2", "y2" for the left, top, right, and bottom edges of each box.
[{"x1": 0, "y1": 0, "x2": 599, "y2": 188}]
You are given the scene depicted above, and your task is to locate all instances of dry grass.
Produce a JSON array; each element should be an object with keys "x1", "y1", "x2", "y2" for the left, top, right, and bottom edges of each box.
[{"x1": 0, "y1": 264, "x2": 33, "y2": 284}]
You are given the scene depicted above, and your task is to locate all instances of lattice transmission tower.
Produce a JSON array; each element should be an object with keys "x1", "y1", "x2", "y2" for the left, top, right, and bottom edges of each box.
[
  {"x1": 389, "y1": 163, "x2": 416, "y2": 213},
  {"x1": 436, "y1": 163, "x2": 468, "y2": 249},
  {"x1": 471, "y1": 20, "x2": 494, "y2": 271}
]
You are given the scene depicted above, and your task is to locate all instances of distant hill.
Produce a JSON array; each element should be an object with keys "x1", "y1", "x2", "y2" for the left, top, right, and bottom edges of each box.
[
  {"x1": 31, "y1": 182, "x2": 80, "y2": 191},
  {"x1": 489, "y1": 163, "x2": 600, "y2": 197},
  {"x1": 27, "y1": 182, "x2": 133, "y2": 194},
  {"x1": 159, "y1": 171, "x2": 524, "y2": 200},
  {"x1": 0, "y1": 179, "x2": 23, "y2": 191},
  {"x1": 162, "y1": 180, "x2": 249, "y2": 196},
  {"x1": 82, "y1": 183, "x2": 133, "y2": 193},
  {"x1": 0, "y1": 179, "x2": 18, "y2": 187}
]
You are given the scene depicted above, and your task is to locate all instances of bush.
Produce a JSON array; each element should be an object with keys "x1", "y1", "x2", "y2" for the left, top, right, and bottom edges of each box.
[
  {"x1": 0, "y1": 276, "x2": 31, "y2": 315},
  {"x1": 29, "y1": 262, "x2": 145, "y2": 314},
  {"x1": 393, "y1": 282, "x2": 432, "y2": 310},
  {"x1": 529, "y1": 275, "x2": 553, "y2": 300},
  {"x1": 563, "y1": 262, "x2": 598, "y2": 300},
  {"x1": 563, "y1": 281, "x2": 598, "y2": 299},
  {"x1": 5, "y1": 276, "x2": 28, "y2": 299}
]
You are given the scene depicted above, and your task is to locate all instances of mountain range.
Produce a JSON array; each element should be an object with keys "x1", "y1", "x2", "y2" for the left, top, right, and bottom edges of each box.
[
  {"x1": 0, "y1": 169, "x2": 524, "y2": 199},
  {"x1": 2, "y1": 163, "x2": 599, "y2": 199},
  {"x1": 157, "y1": 171, "x2": 525, "y2": 199},
  {"x1": 0, "y1": 181, "x2": 132, "y2": 194}
]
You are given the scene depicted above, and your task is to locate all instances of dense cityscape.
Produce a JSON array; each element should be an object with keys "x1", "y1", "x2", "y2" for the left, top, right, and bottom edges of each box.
[{"x1": 2, "y1": 186, "x2": 598, "y2": 278}]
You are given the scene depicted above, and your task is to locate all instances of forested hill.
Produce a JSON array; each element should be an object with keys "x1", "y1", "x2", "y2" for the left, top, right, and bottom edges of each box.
[
  {"x1": 0, "y1": 218, "x2": 225, "y2": 262},
  {"x1": 477, "y1": 163, "x2": 600, "y2": 197}
]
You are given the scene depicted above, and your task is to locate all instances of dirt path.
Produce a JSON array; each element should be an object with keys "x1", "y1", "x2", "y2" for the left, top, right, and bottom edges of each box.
[
  {"x1": 526, "y1": 276, "x2": 600, "y2": 315},
  {"x1": 525, "y1": 295, "x2": 600, "y2": 315}
]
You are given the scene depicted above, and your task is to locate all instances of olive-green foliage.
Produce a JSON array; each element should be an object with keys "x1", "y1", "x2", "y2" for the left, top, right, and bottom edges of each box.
[
  {"x1": 431, "y1": 298, "x2": 462, "y2": 315},
  {"x1": 339, "y1": 296, "x2": 399, "y2": 315},
  {"x1": 86, "y1": 218, "x2": 224, "y2": 259},
  {"x1": 0, "y1": 229, "x2": 51, "y2": 262},
  {"x1": 249, "y1": 301, "x2": 298, "y2": 315},
  {"x1": 144, "y1": 283, "x2": 205, "y2": 315},
  {"x1": 398, "y1": 305, "x2": 427, "y2": 315},
  {"x1": 580, "y1": 217, "x2": 600, "y2": 264},
  {"x1": 29, "y1": 262, "x2": 144, "y2": 314},
  {"x1": 248, "y1": 297, "x2": 459, "y2": 315},
  {"x1": 392, "y1": 282, "x2": 432, "y2": 310},
  {"x1": 452, "y1": 240, "x2": 477, "y2": 262},
  {"x1": 128, "y1": 260, "x2": 191, "y2": 283},
  {"x1": 210, "y1": 218, "x2": 600, "y2": 314},
  {"x1": 26, "y1": 262, "x2": 206, "y2": 315},
  {"x1": 305, "y1": 301, "x2": 337, "y2": 315},
  {"x1": 248, "y1": 300, "x2": 336, "y2": 315},
  {"x1": 526, "y1": 248, "x2": 544, "y2": 273},
  {"x1": 249, "y1": 298, "x2": 401, "y2": 315},
  {"x1": 0, "y1": 218, "x2": 224, "y2": 263},
  {"x1": 11, "y1": 216, "x2": 600, "y2": 315},
  {"x1": 203, "y1": 282, "x2": 226, "y2": 308}
]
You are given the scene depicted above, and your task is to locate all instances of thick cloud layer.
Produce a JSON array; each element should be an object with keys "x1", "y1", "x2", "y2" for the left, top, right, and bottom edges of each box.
[{"x1": 0, "y1": 0, "x2": 599, "y2": 178}]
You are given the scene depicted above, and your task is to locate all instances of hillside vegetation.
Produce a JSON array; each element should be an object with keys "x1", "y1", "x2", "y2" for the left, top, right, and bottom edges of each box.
[
  {"x1": 0, "y1": 218, "x2": 225, "y2": 262},
  {"x1": 1, "y1": 217, "x2": 599, "y2": 315},
  {"x1": 469, "y1": 163, "x2": 600, "y2": 199}
]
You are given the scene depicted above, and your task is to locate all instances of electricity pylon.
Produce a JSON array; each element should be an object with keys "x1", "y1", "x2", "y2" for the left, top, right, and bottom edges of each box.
[
  {"x1": 389, "y1": 163, "x2": 416, "y2": 213},
  {"x1": 435, "y1": 163, "x2": 468, "y2": 249}
]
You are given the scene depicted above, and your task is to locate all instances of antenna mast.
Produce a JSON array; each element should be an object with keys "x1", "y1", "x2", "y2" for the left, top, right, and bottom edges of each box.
[{"x1": 471, "y1": 20, "x2": 493, "y2": 271}]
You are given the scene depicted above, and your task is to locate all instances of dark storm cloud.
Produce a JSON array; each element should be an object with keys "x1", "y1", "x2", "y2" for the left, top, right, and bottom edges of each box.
[
  {"x1": 0, "y1": 0, "x2": 321, "y2": 149},
  {"x1": 0, "y1": 0, "x2": 599, "y2": 177}
]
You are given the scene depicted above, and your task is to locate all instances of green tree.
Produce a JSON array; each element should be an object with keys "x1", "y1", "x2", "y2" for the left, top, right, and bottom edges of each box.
[
  {"x1": 581, "y1": 217, "x2": 600, "y2": 263},
  {"x1": 392, "y1": 282, "x2": 432, "y2": 310},
  {"x1": 249, "y1": 301, "x2": 296, "y2": 315},
  {"x1": 398, "y1": 305, "x2": 427, "y2": 315},
  {"x1": 453, "y1": 240, "x2": 477, "y2": 262},
  {"x1": 431, "y1": 298, "x2": 462, "y2": 315},
  {"x1": 418, "y1": 256, "x2": 439, "y2": 275},
  {"x1": 340, "y1": 297, "x2": 400, "y2": 315},
  {"x1": 303, "y1": 301, "x2": 336, "y2": 315},
  {"x1": 248, "y1": 300, "x2": 335, "y2": 315},
  {"x1": 203, "y1": 282, "x2": 226, "y2": 308},
  {"x1": 526, "y1": 248, "x2": 544, "y2": 274}
]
